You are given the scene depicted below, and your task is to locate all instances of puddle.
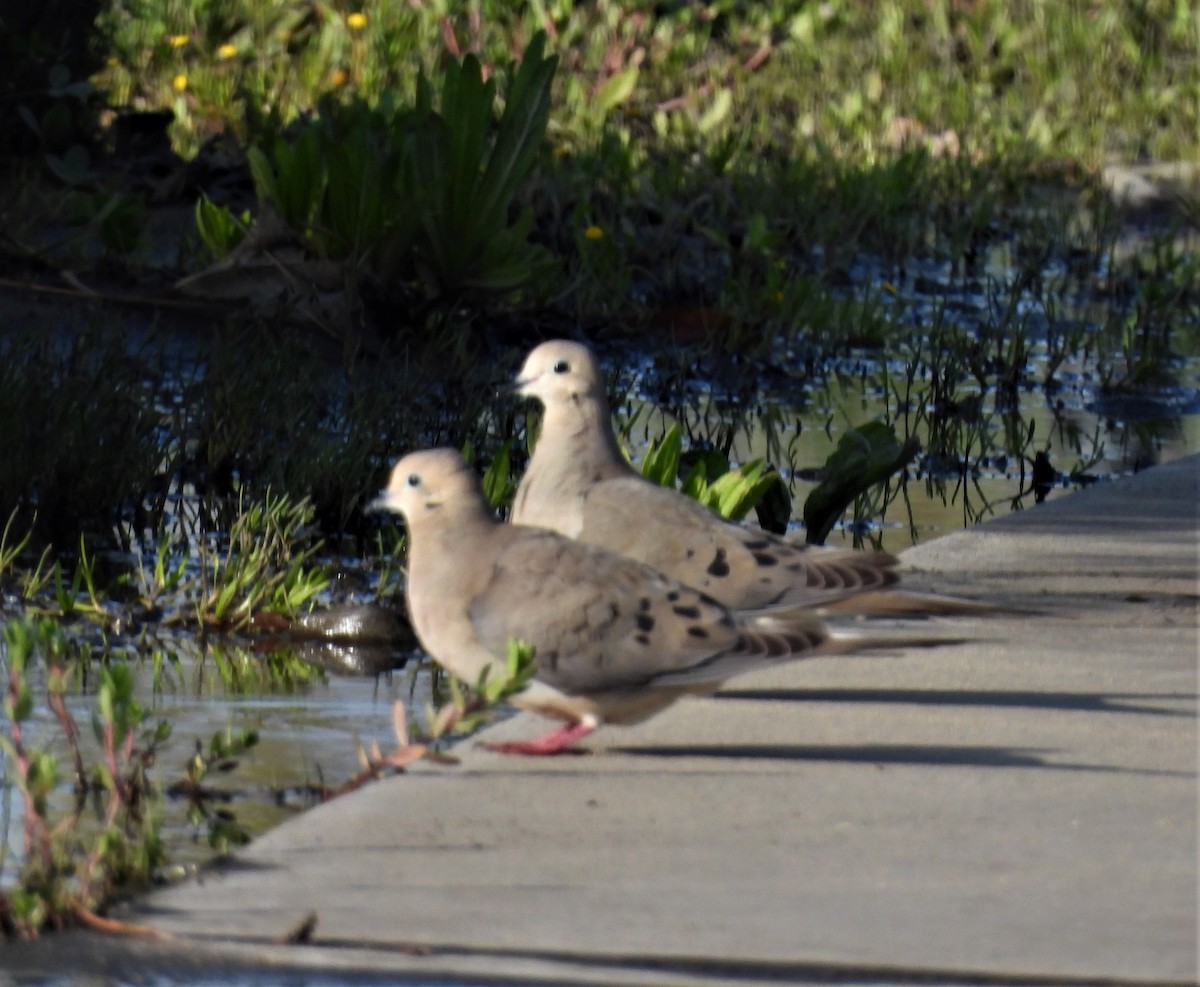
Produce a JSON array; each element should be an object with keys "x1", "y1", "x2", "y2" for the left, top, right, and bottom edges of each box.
[{"x1": 1, "y1": 643, "x2": 429, "y2": 882}]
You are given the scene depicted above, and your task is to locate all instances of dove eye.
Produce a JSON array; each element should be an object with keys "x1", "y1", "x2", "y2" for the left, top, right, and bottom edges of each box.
[
  {"x1": 552, "y1": 359, "x2": 570, "y2": 374},
  {"x1": 406, "y1": 474, "x2": 420, "y2": 487}
]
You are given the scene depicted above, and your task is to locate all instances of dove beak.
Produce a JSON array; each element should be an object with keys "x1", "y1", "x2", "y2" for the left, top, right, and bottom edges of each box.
[
  {"x1": 367, "y1": 490, "x2": 396, "y2": 514},
  {"x1": 510, "y1": 372, "x2": 536, "y2": 396}
]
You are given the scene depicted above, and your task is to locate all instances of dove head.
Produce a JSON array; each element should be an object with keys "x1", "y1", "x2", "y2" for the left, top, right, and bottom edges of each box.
[
  {"x1": 372, "y1": 449, "x2": 490, "y2": 527},
  {"x1": 514, "y1": 340, "x2": 605, "y2": 409}
]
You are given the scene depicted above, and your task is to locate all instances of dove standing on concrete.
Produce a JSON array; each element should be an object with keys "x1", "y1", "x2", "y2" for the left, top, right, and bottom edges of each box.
[
  {"x1": 373, "y1": 448, "x2": 880, "y2": 755},
  {"x1": 511, "y1": 340, "x2": 899, "y2": 610}
]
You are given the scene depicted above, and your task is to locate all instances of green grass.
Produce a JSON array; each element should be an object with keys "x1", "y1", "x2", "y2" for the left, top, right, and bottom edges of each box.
[{"x1": 93, "y1": 1, "x2": 1197, "y2": 166}]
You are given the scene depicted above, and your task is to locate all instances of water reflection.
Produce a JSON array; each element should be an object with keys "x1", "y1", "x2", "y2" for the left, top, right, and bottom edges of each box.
[
  {"x1": 1, "y1": 633, "x2": 434, "y2": 888},
  {"x1": 611, "y1": 359, "x2": 1198, "y2": 555}
]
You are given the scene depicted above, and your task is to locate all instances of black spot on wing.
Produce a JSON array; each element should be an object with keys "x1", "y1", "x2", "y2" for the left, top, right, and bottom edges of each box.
[
  {"x1": 639, "y1": 597, "x2": 652, "y2": 612},
  {"x1": 636, "y1": 613, "x2": 655, "y2": 632},
  {"x1": 687, "y1": 627, "x2": 708, "y2": 639},
  {"x1": 667, "y1": 590, "x2": 681, "y2": 602},
  {"x1": 706, "y1": 548, "x2": 730, "y2": 577},
  {"x1": 743, "y1": 538, "x2": 770, "y2": 550},
  {"x1": 672, "y1": 604, "x2": 701, "y2": 619},
  {"x1": 635, "y1": 633, "x2": 651, "y2": 646},
  {"x1": 753, "y1": 552, "x2": 778, "y2": 567}
]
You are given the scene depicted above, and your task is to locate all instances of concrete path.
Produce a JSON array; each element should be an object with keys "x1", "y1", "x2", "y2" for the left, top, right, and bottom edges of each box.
[{"x1": 8, "y1": 457, "x2": 1198, "y2": 986}]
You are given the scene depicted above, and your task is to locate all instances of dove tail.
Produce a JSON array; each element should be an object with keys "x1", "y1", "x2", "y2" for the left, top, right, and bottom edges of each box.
[
  {"x1": 812, "y1": 552, "x2": 900, "y2": 593},
  {"x1": 817, "y1": 589, "x2": 1031, "y2": 618},
  {"x1": 737, "y1": 611, "x2": 831, "y2": 658},
  {"x1": 822, "y1": 630, "x2": 971, "y2": 655},
  {"x1": 649, "y1": 610, "x2": 832, "y2": 687}
]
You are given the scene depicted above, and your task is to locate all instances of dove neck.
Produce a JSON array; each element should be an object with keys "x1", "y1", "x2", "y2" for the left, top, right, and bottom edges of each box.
[
  {"x1": 406, "y1": 490, "x2": 497, "y2": 576},
  {"x1": 409, "y1": 485, "x2": 494, "y2": 540},
  {"x1": 540, "y1": 391, "x2": 628, "y2": 472}
]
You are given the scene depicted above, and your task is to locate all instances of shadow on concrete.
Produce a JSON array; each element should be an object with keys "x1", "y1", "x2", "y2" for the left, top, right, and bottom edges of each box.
[
  {"x1": 714, "y1": 687, "x2": 1197, "y2": 717},
  {"x1": 612, "y1": 742, "x2": 1181, "y2": 773}
]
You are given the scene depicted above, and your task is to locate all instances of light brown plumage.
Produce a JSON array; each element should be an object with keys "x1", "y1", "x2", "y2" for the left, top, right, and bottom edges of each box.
[
  {"x1": 373, "y1": 449, "x2": 846, "y2": 754},
  {"x1": 511, "y1": 340, "x2": 898, "y2": 610}
]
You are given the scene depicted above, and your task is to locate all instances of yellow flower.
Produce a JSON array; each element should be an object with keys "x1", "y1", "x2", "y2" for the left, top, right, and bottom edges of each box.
[
  {"x1": 584, "y1": 225, "x2": 603, "y2": 241},
  {"x1": 329, "y1": 69, "x2": 349, "y2": 88},
  {"x1": 172, "y1": 74, "x2": 188, "y2": 92},
  {"x1": 217, "y1": 43, "x2": 238, "y2": 59},
  {"x1": 168, "y1": 34, "x2": 189, "y2": 48},
  {"x1": 347, "y1": 12, "x2": 367, "y2": 30}
]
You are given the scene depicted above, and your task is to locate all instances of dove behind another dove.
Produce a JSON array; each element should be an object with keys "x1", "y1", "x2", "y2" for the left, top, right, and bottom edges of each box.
[{"x1": 511, "y1": 339, "x2": 899, "y2": 611}]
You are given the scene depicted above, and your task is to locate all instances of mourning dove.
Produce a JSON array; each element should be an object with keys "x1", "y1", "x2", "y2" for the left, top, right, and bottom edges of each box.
[
  {"x1": 511, "y1": 340, "x2": 899, "y2": 611},
  {"x1": 373, "y1": 449, "x2": 891, "y2": 755}
]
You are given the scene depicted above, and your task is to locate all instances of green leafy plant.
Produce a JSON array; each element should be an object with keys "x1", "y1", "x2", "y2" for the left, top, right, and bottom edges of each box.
[
  {"x1": 0, "y1": 510, "x2": 35, "y2": 588},
  {"x1": 62, "y1": 191, "x2": 145, "y2": 256},
  {"x1": 49, "y1": 537, "x2": 107, "y2": 622},
  {"x1": 640, "y1": 424, "x2": 787, "y2": 522},
  {"x1": 426, "y1": 638, "x2": 539, "y2": 740},
  {"x1": 217, "y1": 31, "x2": 558, "y2": 328},
  {"x1": 126, "y1": 528, "x2": 189, "y2": 610},
  {"x1": 803, "y1": 422, "x2": 921, "y2": 545},
  {"x1": 197, "y1": 488, "x2": 330, "y2": 630},
  {"x1": 402, "y1": 31, "x2": 558, "y2": 295},
  {"x1": 466, "y1": 438, "x2": 519, "y2": 512},
  {"x1": 194, "y1": 193, "x2": 250, "y2": 259},
  {"x1": 322, "y1": 640, "x2": 537, "y2": 800},
  {"x1": 0, "y1": 618, "x2": 170, "y2": 939}
]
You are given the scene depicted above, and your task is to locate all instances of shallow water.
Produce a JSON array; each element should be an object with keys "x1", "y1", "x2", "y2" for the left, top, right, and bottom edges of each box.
[
  {"x1": 0, "y1": 635, "x2": 432, "y2": 891},
  {"x1": 617, "y1": 349, "x2": 1200, "y2": 554}
]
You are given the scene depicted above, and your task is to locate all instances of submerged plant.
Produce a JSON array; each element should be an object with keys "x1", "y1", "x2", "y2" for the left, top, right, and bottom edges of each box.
[
  {"x1": 193, "y1": 640, "x2": 324, "y2": 694},
  {"x1": 169, "y1": 726, "x2": 260, "y2": 854}
]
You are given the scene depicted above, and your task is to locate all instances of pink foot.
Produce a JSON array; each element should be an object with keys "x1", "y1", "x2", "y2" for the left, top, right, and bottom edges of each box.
[{"x1": 480, "y1": 722, "x2": 595, "y2": 756}]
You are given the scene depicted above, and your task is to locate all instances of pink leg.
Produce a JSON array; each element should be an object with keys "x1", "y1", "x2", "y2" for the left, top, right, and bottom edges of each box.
[{"x1": 480, "y1": 721, "x2": 595, "y2": 756}]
